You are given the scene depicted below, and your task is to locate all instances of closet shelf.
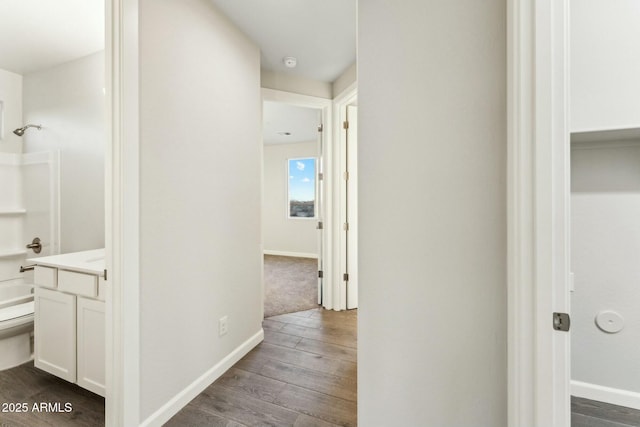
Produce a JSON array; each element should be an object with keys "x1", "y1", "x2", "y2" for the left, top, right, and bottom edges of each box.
[
  {"x1": 0, "y1": 249, "x2": 28, "y2": 259},
  {"x1": 0, "y1": 209, "x2": 27, "y2": 216},
  {"x1": 571, "y1": 127, "x2": 640, "y2": 144}
]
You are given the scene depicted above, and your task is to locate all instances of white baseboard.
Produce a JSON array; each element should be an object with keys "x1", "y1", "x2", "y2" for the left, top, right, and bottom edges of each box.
[
  {"x1": 140, "y1": 329, "x2": 264, "y2": 427},
  {"x1": 572, "y1": 380, "x2": 640, "y2": 410},
  {"x1": 263, "y1": 250, "x2": 318, "y2": 259}
]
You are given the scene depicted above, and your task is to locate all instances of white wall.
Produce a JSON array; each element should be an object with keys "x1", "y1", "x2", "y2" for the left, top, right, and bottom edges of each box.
[
  {"x1": 332, "y1": 62, "x2": 356, "y2": 99},
  {"x1": 138, "y1": 0, "x2": 262, "y2": 421},
  {"x1": 261, "y1": 69, "x2": 332, "y2": 99},
  {"x1": 358, "y1": 2, "x2": 507, "y2": 426},
  {"x1": 571, "y1": 0, "x2": 640, "y2": 132},
  {"x1": 571, "y1": 141, "x2": 640, "y2": 396},
  {"x1": 22, "y1": 52, "x2": 105, "y2": 253},
  {"x1": 0, "y1": 69, "x2": 23, "y2": 154},
  {"x1": 263, "y1": 141, "x2": 317, "y2": 256}
]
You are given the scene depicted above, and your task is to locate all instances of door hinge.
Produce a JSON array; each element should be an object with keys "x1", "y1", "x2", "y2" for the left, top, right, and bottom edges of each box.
[
  {"x1": 343, "y1": 171, "x2": 349, "y2": 181},
  {"x1": 316, "y1": 221, "x2": 323, "y2": 230},
  {"x1": 343, "y1": 120, "x2": 349, "y2": 130},
  {"x1": 343, "y1": 273, "x2": 349, "y2": 281},
  {"x1": 103, "y1": 269, "x2": 107, "y2": 280},
  {"x1": 553, "y1": 312, "x2": 570, "y2": 332},
  {"x1": 318, "y1": 270, "x2": 324, "y2": 279},
  {"x1": 318, "y1": 124, "x2": 323, "y2": 132},
  {"x1": 343, "y1": 222, "x2": 349, "y2": 231},
  {"x1": 318, "y1": 172, "x2": 324, "y2": 181}
]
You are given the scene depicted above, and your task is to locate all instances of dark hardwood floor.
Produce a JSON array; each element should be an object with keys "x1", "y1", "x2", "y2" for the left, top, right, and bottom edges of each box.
[
  {"x1": 3, "y1": 308, "x2": 639, "y2": 427},
  {"x1": 573, "y1": 396, "x2": 640, "y2": 427},
  {"x1": 0, "y1": 362, "x2": 104, "y2": 426},
  {"x1": 166, "y1": 307, "x2": 357, "y2": 427}
]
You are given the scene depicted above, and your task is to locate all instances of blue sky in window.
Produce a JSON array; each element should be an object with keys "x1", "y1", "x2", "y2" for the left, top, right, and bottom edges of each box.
[{"x1": 288, "y1": 158, "x2": 315, "y2": 202}]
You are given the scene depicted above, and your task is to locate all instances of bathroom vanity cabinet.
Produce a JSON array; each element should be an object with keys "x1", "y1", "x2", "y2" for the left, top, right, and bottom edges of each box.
[{"x1": 30, "y1": 249, "x2": 106, "y2": 397}]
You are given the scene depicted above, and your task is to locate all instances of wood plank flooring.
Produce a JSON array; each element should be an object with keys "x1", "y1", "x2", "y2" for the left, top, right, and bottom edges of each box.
[
  {"x1": 572, "y1": 396, "x2": 640, "y2": 427},
  {"x1": 3, "y1": 308, "x2": 639, "y2": 427},
  {"x1": 0, "y1": 362, "x2": 104, "y2": 426},
  {"x1": 166, "y1": 308, "x2": 357, "y2": 427}
]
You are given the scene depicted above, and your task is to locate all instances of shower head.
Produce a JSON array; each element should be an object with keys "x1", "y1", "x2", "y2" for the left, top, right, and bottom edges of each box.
[{"x1": 13, "y1": 124, "x2": 42, "y2": 137}]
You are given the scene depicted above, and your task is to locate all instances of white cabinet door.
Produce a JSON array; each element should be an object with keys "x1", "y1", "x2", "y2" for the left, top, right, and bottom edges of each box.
[
  {"x1": 76, "y1": 297, "x2": 105, "y2": 396},
  {"x1": 34, "y1": 287, "x2": 76, "y2": 382},
  {"x1": 571, "y1": 0, "x2": 640, "y2": 131}
]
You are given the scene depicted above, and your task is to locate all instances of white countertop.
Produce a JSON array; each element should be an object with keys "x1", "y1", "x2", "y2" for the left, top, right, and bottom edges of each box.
[{"x1": 28, "y1": 248, "x2": 105, "y2": 275}]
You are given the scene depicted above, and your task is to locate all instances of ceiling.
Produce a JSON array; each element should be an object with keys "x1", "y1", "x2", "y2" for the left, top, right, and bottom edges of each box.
[
  {"x1": 0, "y1": 1, "x2": 355, "y2": 83},
  {"x1": 263, "y1": 102, "x2": 320, "y2": 145},
  {"x1": 0, "y1": 1, "x2": 352, "y2": 145},
  {"x1": 209, "y1": 0, "x2": 356, "y2": 83},
  {"x1": 0, "y1": 0, "x2": 104, "y2": 75}
]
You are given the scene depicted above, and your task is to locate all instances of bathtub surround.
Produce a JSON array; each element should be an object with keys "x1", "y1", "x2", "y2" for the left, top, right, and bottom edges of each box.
[
  {"x1": 22, "y1": 51, "x2": 105, "y2": 254},
  {"x1": 0, "y1": 69, "x2": 22, "y2": 154}
]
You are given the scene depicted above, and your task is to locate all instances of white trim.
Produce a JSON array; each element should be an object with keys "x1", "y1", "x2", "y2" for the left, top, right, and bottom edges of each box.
[
  {"x1": 106, "y1": 0, "x2": 140, "y2": 425},
  {"x1": 0, "y1": 153, "x2": 20, "y2": 165},
  {"x1": 139, "y1": 329, "x2": 264, "y2": 427},
  {"x1": 263, "y1": 250, "x2": 318, "y2": 259},
  {"x1": 508, "y1": 0, "x2": 570, "y2": 425},
  {"x1": 333, "y1": 82, "x2": 357, "y2": 104},
  {"x1": 572, "y1": 381, "x2": 640, "y2": 411},
  {"x1": 261, "y1": 88, "x2": 333, "y2": 309}
]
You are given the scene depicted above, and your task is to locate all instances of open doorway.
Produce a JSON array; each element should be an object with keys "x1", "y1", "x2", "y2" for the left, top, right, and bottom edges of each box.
[
  {"x1": 569, "y1": 2, "x2": 640, "y2": 424},
  {"x1": 262, "y1": 99, "x2": 324, "y2": 317},
  {"x1": 0, "y1": 1, "x2": 108, "y2": 426}
]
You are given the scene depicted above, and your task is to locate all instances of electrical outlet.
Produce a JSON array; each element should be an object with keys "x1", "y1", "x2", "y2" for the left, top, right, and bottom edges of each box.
[{"x1": 219, "y1": 316, "x2": 228, "y2": 336}]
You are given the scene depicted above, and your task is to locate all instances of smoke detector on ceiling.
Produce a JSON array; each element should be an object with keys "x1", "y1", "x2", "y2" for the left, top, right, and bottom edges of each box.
[{"x1": 283, "y1": 56, "x2": 297, "y2": 68}]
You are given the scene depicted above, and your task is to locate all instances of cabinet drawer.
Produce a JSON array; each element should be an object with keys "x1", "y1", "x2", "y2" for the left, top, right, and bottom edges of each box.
[
  {"x1": 58, "y1": 270, "x2": 98, "y2": 298},
  {"x1": 34, "y1": 266, "x2": 57, "y2": 288}
]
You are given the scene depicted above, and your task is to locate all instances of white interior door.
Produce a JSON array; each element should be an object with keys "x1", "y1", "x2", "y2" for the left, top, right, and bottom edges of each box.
[
  {"x1": 316, "y1": 112, "x2": 324, "y2": 305},
  {"x1": 345, "y1": 105, "x2": 358, "y2": 309}
]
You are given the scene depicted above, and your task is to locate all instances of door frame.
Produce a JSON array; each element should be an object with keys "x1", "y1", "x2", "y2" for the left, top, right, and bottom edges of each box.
[
  {"x1": 507, "y1": 0, "x2": 571, "y2": 425},
  {"x1": 108, "y1": 0, "x2": 572, "y2": 422},
  {"x1": 106, "y1": 0, "x2": 141, "y2": 424},
  {"x1": 261, "y1": 88, "x2": 334, "y2": 309},
  {"x1": 332, "y1": 84, "x2": 357, "y2": 310}
]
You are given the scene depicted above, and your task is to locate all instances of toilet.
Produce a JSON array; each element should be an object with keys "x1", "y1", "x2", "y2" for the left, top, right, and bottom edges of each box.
[{"x1": 0, "y1": 301, "x2": 35, "y2": 370}]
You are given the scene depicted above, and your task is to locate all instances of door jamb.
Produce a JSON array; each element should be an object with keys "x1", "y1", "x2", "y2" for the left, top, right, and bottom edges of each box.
[
  {"x1": 332, "y1": 84, "x2": 357, "y2": 311},
  {"x1": 508, "y1": 0, "x2": 571, "y2": 425},
  {"x1": 261, "y1": 88, "x2": 333, "y2": 309},
  {"x1": 106, "y1": 0, "x2": 141, "y2": 424}
]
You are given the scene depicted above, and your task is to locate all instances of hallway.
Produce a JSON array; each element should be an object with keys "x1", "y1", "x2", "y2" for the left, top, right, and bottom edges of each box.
[{"x1": 166, "y1": 308, "x2": 357, "y2": 427}]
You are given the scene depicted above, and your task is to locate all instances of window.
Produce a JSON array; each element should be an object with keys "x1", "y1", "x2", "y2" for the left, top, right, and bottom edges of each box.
[{"x1": 288, "y1": 157, "x2": 316, "y2": 218}]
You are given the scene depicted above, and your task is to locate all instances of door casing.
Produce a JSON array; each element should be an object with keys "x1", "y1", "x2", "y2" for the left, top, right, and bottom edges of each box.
[
  {"x1": 261, "y1": 88, "x2": 333, "y2": 309},
  {"x1": 507, "y1": 0, "x2": 571, "y2": 425},
  {"x1": 109, "y1": 0, "x2": 571, "y2": 423}
]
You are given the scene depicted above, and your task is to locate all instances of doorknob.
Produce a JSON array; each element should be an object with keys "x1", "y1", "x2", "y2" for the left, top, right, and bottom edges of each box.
[{"x1": 26, "y1": 237, "x2": 42, "y2": 254}]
